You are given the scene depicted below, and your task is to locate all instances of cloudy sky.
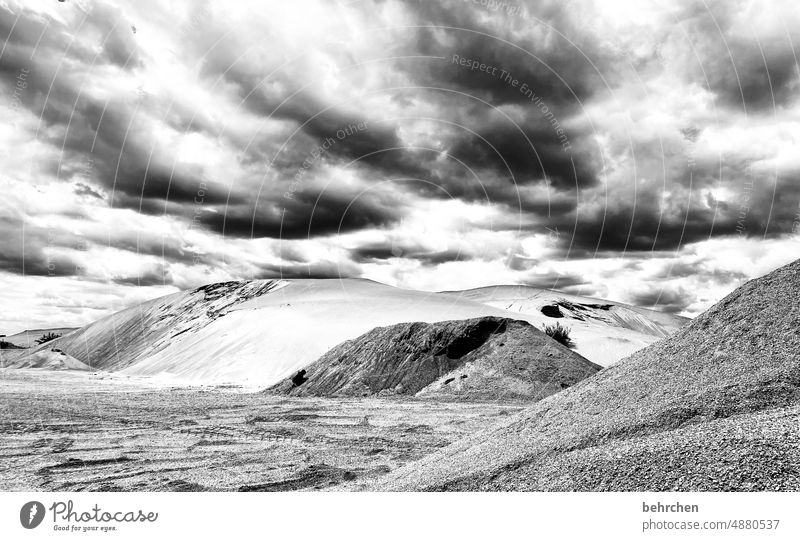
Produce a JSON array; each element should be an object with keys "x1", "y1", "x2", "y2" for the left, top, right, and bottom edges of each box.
[{"x1": 1, "y1": 0, "x2": 799, "y2": 333}]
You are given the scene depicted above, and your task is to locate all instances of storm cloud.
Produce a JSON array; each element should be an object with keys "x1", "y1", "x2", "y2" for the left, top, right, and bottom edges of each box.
[{"x1": 2, "y1": 0, "x2": 799, "y2": 332}]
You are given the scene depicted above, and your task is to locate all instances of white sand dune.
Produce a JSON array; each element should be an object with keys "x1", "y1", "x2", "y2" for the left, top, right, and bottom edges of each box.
[
  {"x1": 1, "y1": 327, "x2": 80, "y2": 368},
  {"x1": 4, "y1": 348, "x2": 92, "y2": 371},
  {"x1": 441, "y1": 285, "x2": 688, "y2": 366},
  {"x1": 16, "y1": 278, "x2": 687, "y2": 387},
  {"x1": 1, "y1": 327, "x2": 78, "y2": 348},
  {"x1": 0, "y1": 348, "x2": 30, "y2": 366},
  {"x1": 121, "y1": 279, "x2": 528, "y2": 387}
]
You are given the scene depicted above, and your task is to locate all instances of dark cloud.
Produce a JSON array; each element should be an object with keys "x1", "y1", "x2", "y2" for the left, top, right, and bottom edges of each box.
[
  {"x1": 0, "y1": 250, "x2": 81, "y2": 277},
  {"x1": 544, "y1": 149, "x2": 800, "y2": 256},
  {"x1": 350, "y1": 241, "x2": 469, "y2": 265},
  {"x1": 0, "y1": 10, "x2": 229, "y2": 219},
  {"x1": 53, "y1": 101, "x2": 234, "y2": 210},
  {"x1": 271, "y1": 100, "x2": 428, "y2": 178},
  {"x1": 556, "y1": 200, "x2": 734, "y2": 255},
  {"x1": 658, "y1": 261, "x2": 747, "y2": 283},
  {"x1": 445, "y1": 115, "x2": 598, "y2": 191},
  {"x1": 197, "y1": 38, "x2": 432, "y2": 180},
  {"x1": 673, "y1": 1, "x2": 800, "y2": 111},
  {"x1": 73, "y1": 182, "x2": 104, "y2": 199},
  {"x1": 0, "y1": 215, "x2": 82, "y2": 277},
  {"x1": 107, "y1": 236, "x2": 197, "y2": 265},
  {"x1": 521, "y1": 272, "x2": 587, "y2": 290},
  {"x1": 629, "y1": 288, "x2": 689, "y2": 314},
  {"x1": 0, "y1": 4, "x2": 140, "y2": 90},
  {"x1": 0, "y1": 194, "x2": 207, "y2": 280},
  {"x1": 2, "y1": 0, "x2": 798, "y2": 307},
  {"x1": 200, "y1": 189, "x2": 403, "y2": 239},
  {"x1": 112, "y1": 266, "x2": 172, "y2": 287},
  {"x1": 361, "y1": 0, "x2": 611, "y2": 199},
  {"x1": 403, "y1": 0, "x2": 616, "y2": 110},
  {"x1": 350, "y1": 244, "x2": 404, "y2": 262}
]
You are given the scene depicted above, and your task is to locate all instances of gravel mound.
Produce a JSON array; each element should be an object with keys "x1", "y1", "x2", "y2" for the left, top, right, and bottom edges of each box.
[
  {"x1": 267, "y1": 316, "x2": 600, "y2": 401},
  {"x1": 372, "y1": 258, "x2": 800, "y2": 490}
]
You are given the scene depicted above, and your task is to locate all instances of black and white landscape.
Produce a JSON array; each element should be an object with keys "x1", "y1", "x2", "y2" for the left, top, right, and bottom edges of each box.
[{"x1": 1, "y1": 0, "x2": 799, "y2": 492}]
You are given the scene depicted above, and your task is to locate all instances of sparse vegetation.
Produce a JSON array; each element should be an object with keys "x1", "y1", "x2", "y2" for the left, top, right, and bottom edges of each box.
[
  {"x1": 34, "y1": 332, "x2": 61, "y2": 345},
  {"x1": 543, "y1": 322, "x2": 575, "y2": 348}
]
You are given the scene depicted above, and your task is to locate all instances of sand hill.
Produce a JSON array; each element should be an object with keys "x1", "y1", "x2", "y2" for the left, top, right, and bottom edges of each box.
[
  {"x1": 443, "y1": 286, "x2": 687, "y2": 365},
  {"x1": 373, "y1": 258, "x2": 800, "y2": 491},
  {"x1": 21, "y1": 281, "x2": 286, "y2": 372},
  {"x1": 268, "y1": 316, "x2": 600, "y2": 401},
  {"x1": 1, "y1": 327, "x2": 79, "y2": 367},
  {"x1": 15, "y1": 279, "x2": 550, "y2": 387},
  {"x1": 4, "y1": 348, "x2": 92, "y2": 371},
  {"x1": 13, "y1": 279, "x2": 684, "y2": 386},
  {"x1": 0, "y1": 327, "x2": 78, "y2": 348}
]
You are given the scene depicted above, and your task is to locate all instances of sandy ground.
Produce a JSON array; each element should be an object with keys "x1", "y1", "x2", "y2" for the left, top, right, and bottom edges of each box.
[{"x1": 0, "y1": 369, "x2": 523, "y2": 491}]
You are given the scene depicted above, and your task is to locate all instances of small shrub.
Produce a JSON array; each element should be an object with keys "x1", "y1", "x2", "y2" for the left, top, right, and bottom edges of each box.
[
  {"x1": 544, "y1": 322, "x2": 575, "y2": 348},
  {"x1": 35, "y1": 332, "x2": 61, "y2": 345}
]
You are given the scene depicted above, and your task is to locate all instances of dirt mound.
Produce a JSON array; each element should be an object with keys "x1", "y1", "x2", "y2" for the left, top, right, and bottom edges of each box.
[
  {"x1": 372, "y1": 258, "x2": 800, "y2": 490},
  {"x1": 267, "y1": 317, "x2": 600, "y2": 401}
]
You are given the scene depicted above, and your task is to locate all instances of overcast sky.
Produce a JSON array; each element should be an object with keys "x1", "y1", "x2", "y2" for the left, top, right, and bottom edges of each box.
[{"x1": 1, "y1": 0, "x2": 799, "y2": 333}]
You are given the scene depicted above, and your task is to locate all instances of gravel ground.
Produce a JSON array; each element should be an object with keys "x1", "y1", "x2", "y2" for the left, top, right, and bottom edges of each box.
[
  {"x1": 0, "y1": 370, "x2": 523, "y2": 491},
  {"x1": 436, "y1": 405, "x2": 800, "y2": 491}
]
